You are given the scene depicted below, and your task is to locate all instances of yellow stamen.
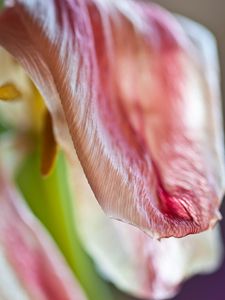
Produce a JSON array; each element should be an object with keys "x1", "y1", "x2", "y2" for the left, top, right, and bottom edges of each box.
[
  {"x1": 41, "y1": 110, "x2": 58, "y2": 176},
  {"x1": 0, "y1": 83, "x2": 21, "y2": 101}
]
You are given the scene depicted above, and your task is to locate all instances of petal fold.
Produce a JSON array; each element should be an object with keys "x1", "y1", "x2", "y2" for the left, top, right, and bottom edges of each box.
[{"x1": 0, "y1": 0, "x2": 224, "y2": 237}]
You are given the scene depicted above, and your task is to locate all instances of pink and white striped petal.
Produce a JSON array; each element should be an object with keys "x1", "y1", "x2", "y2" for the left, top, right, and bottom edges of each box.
[
  {"x1": 0, "y1": 173, "x2": 87, "y2": 300},
  {"x1": 0, "y1": 0, "x2": 224, "y2": 238},
  {"x1": 70, "y1": 158, "x2": 223, "y2": 300}
]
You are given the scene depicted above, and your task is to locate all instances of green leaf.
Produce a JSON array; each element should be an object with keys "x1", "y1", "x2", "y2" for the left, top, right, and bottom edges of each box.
[{"x1": 16, "y1": 145, "x2": 114, "y2": 300}]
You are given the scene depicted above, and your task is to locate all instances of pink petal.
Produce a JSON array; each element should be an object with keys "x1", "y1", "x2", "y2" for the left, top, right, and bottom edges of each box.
[
  {"x1": 0, "y1": 172, "x2": 87, "y2": 300},
  {"x1": 70, "y1": 156, "x2": 223, "y2": 300},
  {"x1": 0, "y1": 0, "x2": 224, "y2": 238}
]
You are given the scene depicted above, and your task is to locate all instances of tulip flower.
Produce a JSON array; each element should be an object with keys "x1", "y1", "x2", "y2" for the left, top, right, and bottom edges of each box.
[{"x1": 0, "y1": 0, "x2": 224, "y2": 300}]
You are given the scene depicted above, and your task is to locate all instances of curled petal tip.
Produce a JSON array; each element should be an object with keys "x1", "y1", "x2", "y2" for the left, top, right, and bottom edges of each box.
[{"x1": 209, "y1": 211, "x2": 222, "y2": 229}]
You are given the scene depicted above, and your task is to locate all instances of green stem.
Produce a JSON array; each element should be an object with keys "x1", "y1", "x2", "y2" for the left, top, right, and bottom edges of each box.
[{"x1": 16, "y1": 145, "x2": 114, "y2": 300}]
